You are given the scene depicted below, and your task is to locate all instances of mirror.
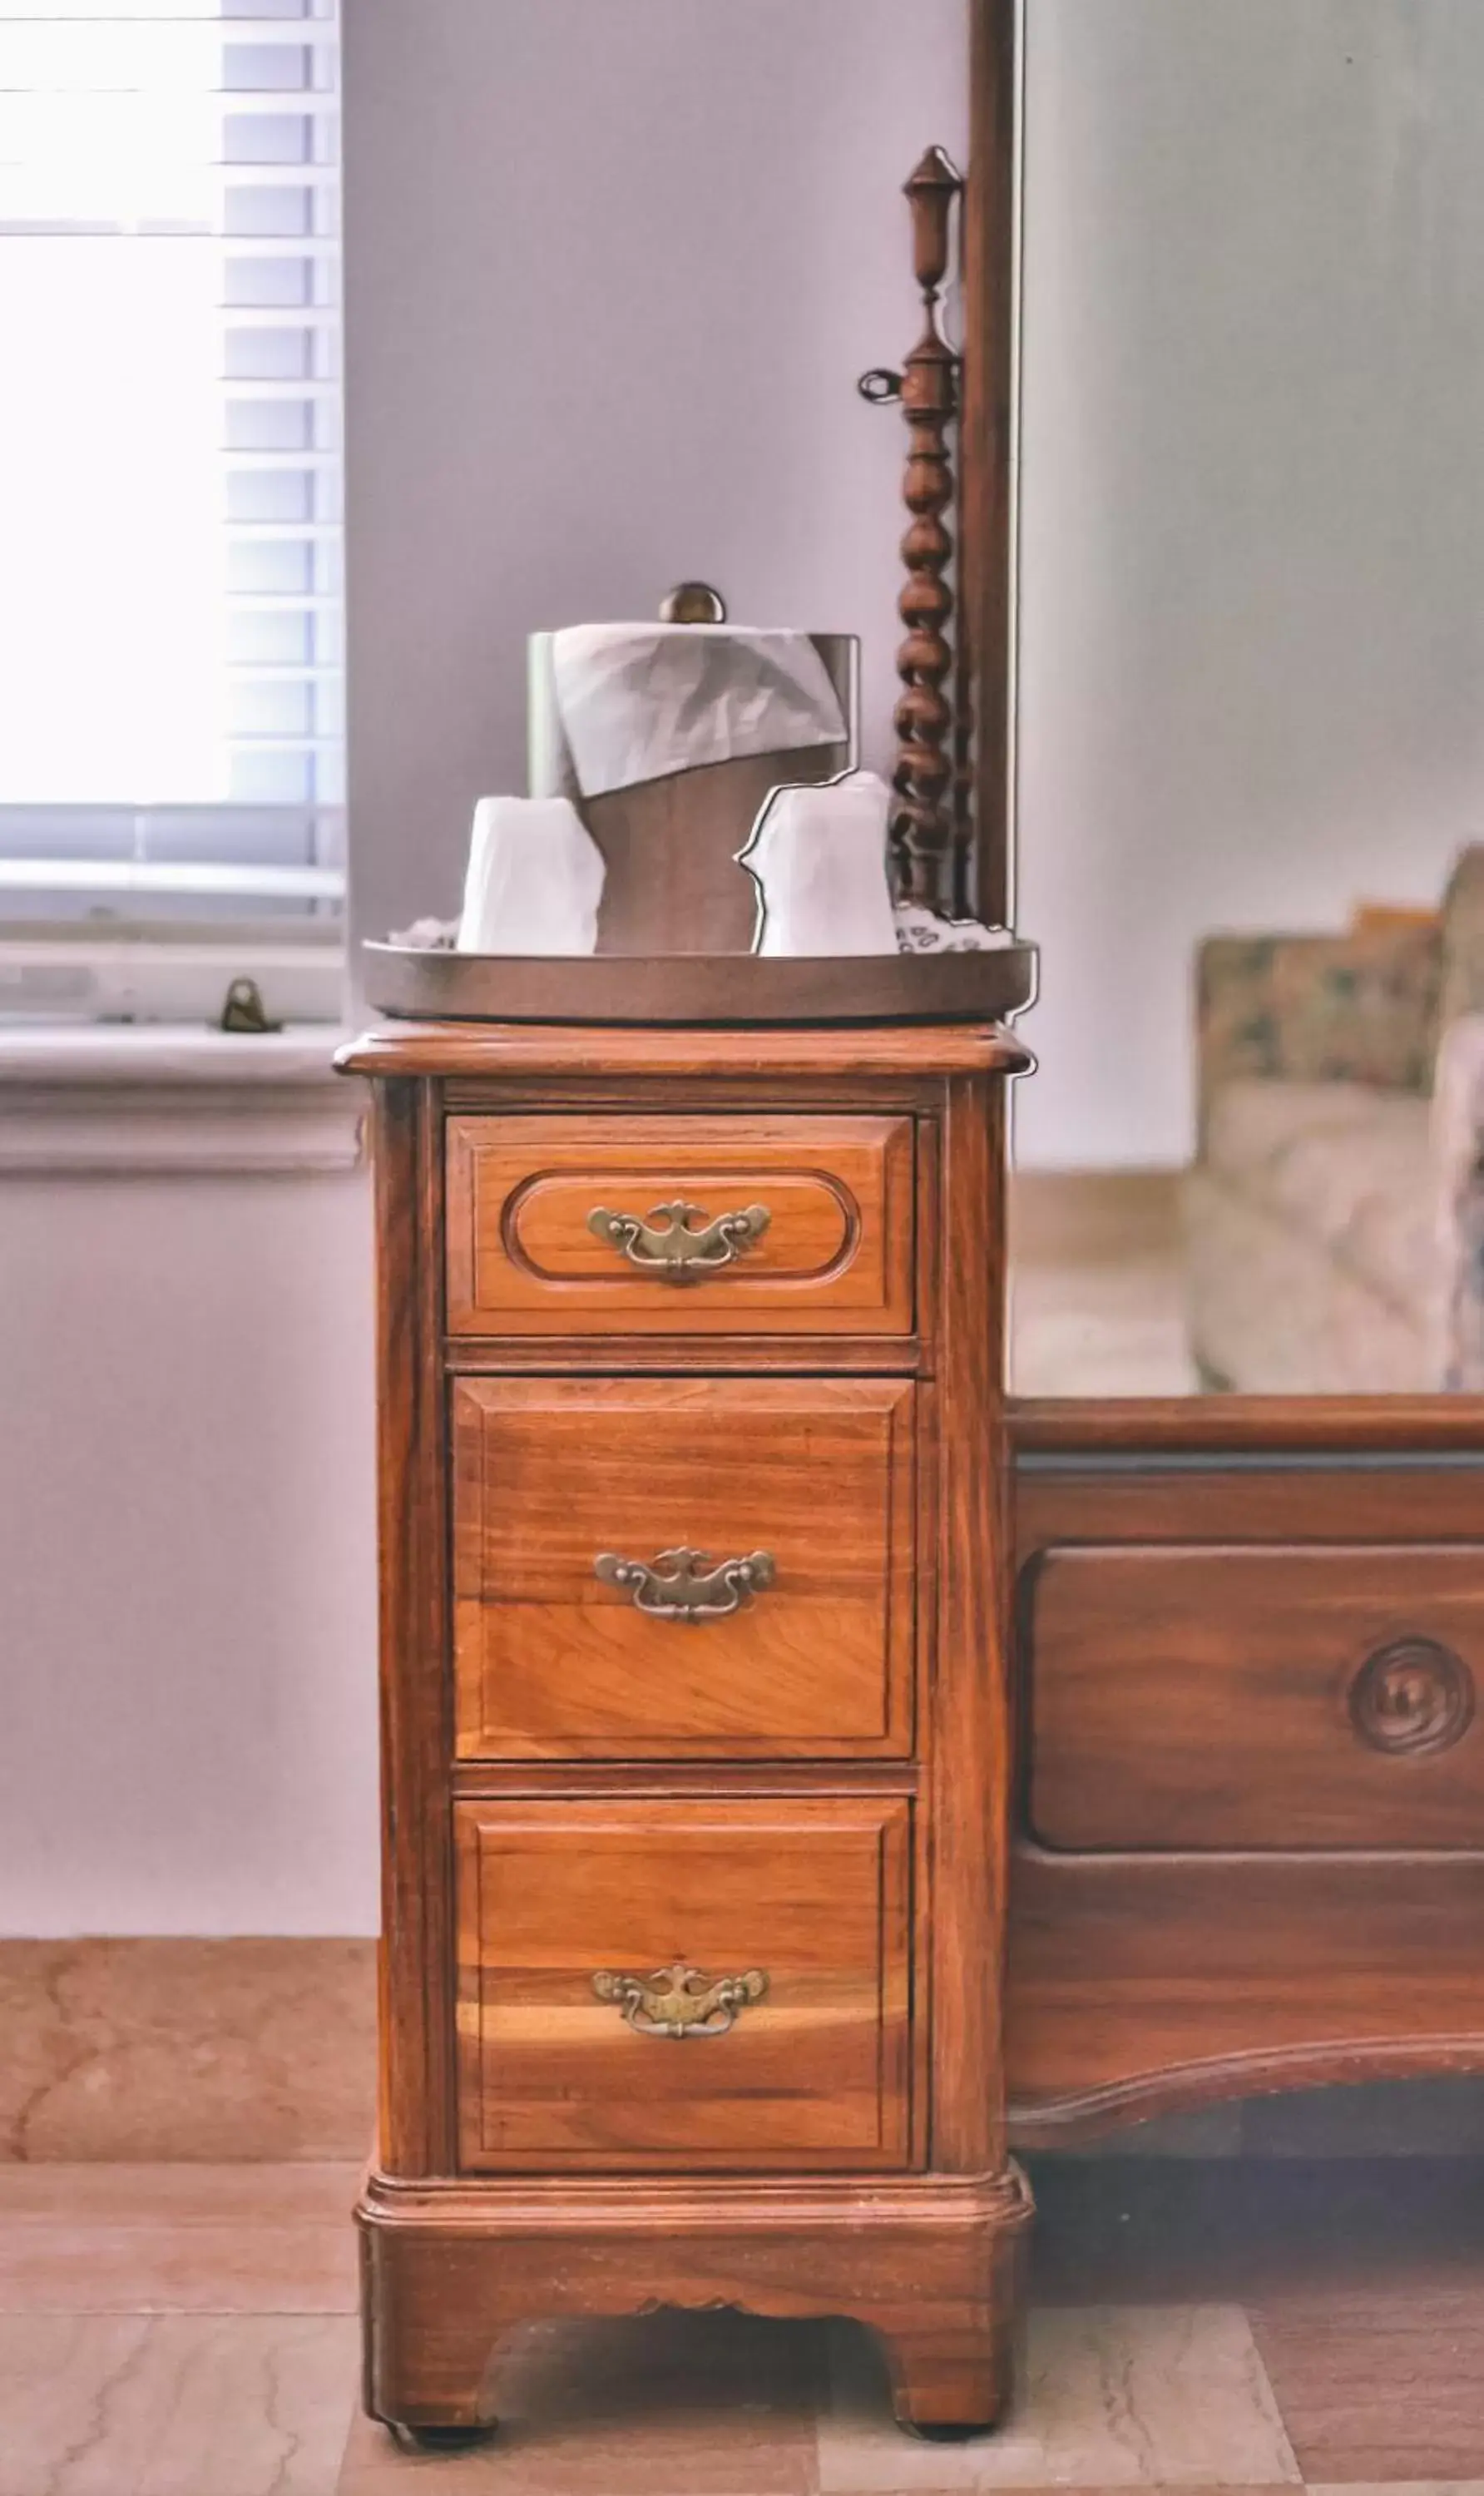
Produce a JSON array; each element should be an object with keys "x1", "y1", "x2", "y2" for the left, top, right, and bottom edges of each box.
[{"x1": 1005, "y1": 0, "x2": 1484, "y2": 1400}]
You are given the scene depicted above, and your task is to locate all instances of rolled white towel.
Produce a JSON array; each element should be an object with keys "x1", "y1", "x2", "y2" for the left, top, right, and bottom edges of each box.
[
  {"x1": 741, "y1": 770, "x2": 898, "y2": 958},
  {"x1": 456, "y1": 795, "x2": 605, "y2": 956}
]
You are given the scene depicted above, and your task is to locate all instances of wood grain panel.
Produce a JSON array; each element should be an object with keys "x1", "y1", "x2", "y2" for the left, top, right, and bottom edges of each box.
[
  {"x1": 1007, "y1": 1843, "x2": 1484, "y2": 2139},
  {"x1": 927, "y1": 1076, "x2": 1012, "y2": 2173},
  {"x1": 1028, "y1": 1543, "x2": 1484, "y2": 1851},
  {"x1": 340, "y1": 1020, "x2": 1027, "y2": 1082},
  {"x1": 1015, "y1": 1459, "x2": 1484, "y2": 1565},
  {"x1": 451, "y1": 1376, "x2": 916, "y2": 1760},
  {"x1": 453, "y1": 1795, "x2": 913, "y2": 2170},
  {"x1": 1012, "y1": 1394, "x2": 1484, "y2": 1454},
  {"x1": 446, "y1": 1114, "x2": 913, "y2": 1337},
  {"x1": 369, "y1": 1078, "x2": 456, "y2": 2175}
]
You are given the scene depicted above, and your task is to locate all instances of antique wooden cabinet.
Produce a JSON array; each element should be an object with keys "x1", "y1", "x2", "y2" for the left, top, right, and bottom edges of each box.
[{"x1": 341, "y1": 1015, "x2": 1031, "y2": 2443}]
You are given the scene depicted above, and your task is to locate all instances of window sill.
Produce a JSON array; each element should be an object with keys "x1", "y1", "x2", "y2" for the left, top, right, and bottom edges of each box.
[{"x1": 0, "y1": 1023, "x2": 365, "y2": 1176}]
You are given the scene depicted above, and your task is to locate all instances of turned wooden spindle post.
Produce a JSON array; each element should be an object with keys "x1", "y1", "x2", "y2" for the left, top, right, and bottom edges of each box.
[{"x1": 869, "y1": 146, "x2": 965, "y2": 911}]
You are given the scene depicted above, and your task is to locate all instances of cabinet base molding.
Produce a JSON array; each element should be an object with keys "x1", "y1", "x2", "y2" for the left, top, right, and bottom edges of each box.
[{"x1": 357, "y1": 2163, "x2": 1033, "y2": 2437}]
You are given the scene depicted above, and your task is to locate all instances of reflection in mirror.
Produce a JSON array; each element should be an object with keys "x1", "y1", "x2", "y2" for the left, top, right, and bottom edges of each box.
[{"x1": 1007, "y1": 0, "x2": 1484, "y2": 1398}]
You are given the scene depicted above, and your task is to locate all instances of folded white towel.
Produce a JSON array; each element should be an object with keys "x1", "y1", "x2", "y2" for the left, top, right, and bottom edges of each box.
[
  {"x1": 741, "y1": 770, "x2": 898, "y2": 958},
  {"x1": 456, "y1": 795, "x2": 605, "y2": 956},
  {"x1": 547, "y1": 625, "x2": 847, "y2": 799}
]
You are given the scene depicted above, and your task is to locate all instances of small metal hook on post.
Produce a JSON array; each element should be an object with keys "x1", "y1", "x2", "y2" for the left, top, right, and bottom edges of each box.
[{"x1": 857, "y1": 367, "x2": 904, "y2": 405}]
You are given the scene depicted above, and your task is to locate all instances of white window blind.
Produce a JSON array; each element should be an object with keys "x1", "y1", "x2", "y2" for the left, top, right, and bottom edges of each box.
[{"x1": 0, "y1": 0, "x2": 344, "y2": 934}]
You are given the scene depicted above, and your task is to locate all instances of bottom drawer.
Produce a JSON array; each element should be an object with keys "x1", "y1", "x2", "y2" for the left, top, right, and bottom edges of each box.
[{"x1": 453, "y1": 1795, "x2": 912, "y2": 2170}]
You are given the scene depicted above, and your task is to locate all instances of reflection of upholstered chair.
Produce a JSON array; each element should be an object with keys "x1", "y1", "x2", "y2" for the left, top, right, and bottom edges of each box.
[{"x1": 1183, "y1": 848, "x2": 1484, "y2": 1392}]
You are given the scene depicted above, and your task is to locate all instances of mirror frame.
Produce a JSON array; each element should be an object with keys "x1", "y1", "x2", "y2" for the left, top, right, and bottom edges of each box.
[{"x1": 963, "y1": 0, "x2": 1017, "y2": 929}]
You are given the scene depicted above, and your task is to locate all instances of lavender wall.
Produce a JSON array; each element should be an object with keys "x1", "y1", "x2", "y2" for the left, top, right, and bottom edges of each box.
[
  {"x1": 343, "y1": 0, "x2": 971, "y2": 956},
  {"x1": 0, "y1": 1169, "x2": 377, "y2": 1935}
]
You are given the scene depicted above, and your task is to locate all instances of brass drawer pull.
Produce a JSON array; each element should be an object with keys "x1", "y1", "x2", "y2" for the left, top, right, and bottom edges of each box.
[
  {"x1": 591, "y1": 1961, "x2": 769, "y2": 2039},
  {"x1": 586, "y1": 1197, "x2": 770, "y2": 1281},
  {"x1": 595, "y1": 1545, "x2": 775, "y2": 1622}
]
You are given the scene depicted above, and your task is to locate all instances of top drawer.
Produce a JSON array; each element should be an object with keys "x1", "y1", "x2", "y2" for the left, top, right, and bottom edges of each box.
[
  {"x1": 1028, "y1": 1542, "x2": 1484, "y2": 1852},
  {"x1": 445, "y1": 1114, "x2": 914, "y2": 1336}
]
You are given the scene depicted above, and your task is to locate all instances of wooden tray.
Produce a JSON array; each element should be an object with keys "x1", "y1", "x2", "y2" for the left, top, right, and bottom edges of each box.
[{"x1": 362, "y1": 942, "x2": 1037, "y2": 1027}]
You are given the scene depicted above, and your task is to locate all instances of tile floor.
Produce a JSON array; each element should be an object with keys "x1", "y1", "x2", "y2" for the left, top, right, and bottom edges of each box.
[{"x1": 2, "y1": 2157, "x2": 1482, "y2": 2494}]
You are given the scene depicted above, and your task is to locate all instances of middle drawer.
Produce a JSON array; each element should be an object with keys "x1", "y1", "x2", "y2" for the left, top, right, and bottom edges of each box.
[{"x1": 451, "y1": 1375, "x2": 918, "y2": 1759}]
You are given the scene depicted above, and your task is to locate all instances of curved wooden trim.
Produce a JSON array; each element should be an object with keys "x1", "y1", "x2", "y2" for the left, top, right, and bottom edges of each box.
[
  {"x1": 340, "y1": 1021, "x2": 1031, "y2": 1082},
  {"x1": 1007, "y1": 2033, "x2": 1484, "y2": 2146},
  {"x1": 1011, "y1": 1394, "x2": 1484, "y2": 1457},
  {"x1": 359, "y1": 948, "x2": 1039, "y2": 1034}
]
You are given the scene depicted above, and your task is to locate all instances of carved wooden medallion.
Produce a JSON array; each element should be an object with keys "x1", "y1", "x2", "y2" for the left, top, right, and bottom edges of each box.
[{"x1": 1348, "y1": 1637, "x2": 1476, "y2": 1757}]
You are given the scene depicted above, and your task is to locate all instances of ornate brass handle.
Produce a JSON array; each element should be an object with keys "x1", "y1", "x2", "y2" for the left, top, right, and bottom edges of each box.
[
  {"x1": 591, "y1": 1961, "x2": 769, "y2": 2038},
  {"x1": 586, "y1": 1197, "x2": 770, "y2": 1282},
  {"x1": 594, "y1": 1546, "x2": 774, "y2": 1622}
]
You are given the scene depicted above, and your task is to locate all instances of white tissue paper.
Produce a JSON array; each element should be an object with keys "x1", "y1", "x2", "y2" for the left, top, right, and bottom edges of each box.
[
  {"x1": 456, "y1": 795, "x2": 606, "y2": 956},
  {"x1": 742, "y1": 770, "x2": 899, "y2": 958},
  {"x1": 547, "y1": 626, "x2": 847, "y2": 799}
]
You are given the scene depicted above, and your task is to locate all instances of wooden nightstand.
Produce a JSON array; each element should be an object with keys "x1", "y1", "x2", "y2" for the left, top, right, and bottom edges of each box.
[{"x1": 339, "y1": 1015, "x2": 1030, "y2": 2442}]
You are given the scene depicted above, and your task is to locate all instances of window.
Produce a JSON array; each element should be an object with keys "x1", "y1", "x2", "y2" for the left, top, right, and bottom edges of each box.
[{"x1": 0, "y1": 0, "x2": 344, "y2": 1018}]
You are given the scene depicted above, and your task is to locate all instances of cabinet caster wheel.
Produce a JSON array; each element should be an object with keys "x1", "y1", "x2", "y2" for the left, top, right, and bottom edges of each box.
[
  {"x1": 904, "y1": 2420, "x2": 994, "y2": 2443},
  {"x1": 388, "y1": 2421, "x2": 497, "y2": 2453}
]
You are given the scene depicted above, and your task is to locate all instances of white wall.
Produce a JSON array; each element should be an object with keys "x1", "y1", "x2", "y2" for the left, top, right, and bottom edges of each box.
[
  {"x1": 1015, "y1": 0, "x2": 1484, "y2": 1167},
  {"x1": 343, "y1": 0, "x2": 970, "y2": 954},
  {"x1": 0, "y1": 1169, "x2": 378, "y2": 1935}
]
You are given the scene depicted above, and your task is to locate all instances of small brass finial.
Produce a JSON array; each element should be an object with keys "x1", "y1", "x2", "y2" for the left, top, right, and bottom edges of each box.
[{"x1": 660, "y1": 582, "x2": 727, "y2": 625}]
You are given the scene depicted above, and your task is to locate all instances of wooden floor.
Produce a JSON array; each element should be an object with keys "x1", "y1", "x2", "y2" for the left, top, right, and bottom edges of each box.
[{"x1": 3, "y1": 2157, "x2": 1482, "y2": 2490}]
